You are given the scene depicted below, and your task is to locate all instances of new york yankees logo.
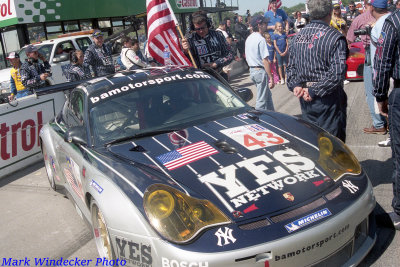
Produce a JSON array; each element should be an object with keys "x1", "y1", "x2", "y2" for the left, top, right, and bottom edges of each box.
[
  {"x1": 342, "y1": 180, "x2": 359, "y2": 194},
  {"x1": 215, "y1": 227, "x2": 236, "y2": 246}
]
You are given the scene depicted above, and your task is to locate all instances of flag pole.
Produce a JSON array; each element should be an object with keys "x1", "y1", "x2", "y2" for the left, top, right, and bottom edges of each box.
[{"x1": 166, "y1": 0, "x2": 198, "y2": 68}]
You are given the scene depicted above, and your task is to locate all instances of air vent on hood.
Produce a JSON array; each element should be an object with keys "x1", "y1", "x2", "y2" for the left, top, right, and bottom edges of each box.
[
  {"x1": 238, "y1": 219, "x2": 271, "y2": 230},
  {"x1": 214, "y1": 140, "x2": 238, "y2": 154},
  {"x1": 129, "y1": 145, "x2": 146, "y2": 152}
]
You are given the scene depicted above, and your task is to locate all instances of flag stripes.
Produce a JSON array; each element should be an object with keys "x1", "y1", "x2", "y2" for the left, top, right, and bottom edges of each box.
[{"x1": 146, "y1": 0, "x2": 192, "y2": 66}]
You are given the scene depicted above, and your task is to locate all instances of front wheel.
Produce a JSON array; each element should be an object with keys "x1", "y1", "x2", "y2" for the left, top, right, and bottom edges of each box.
[
  {"x1": 91, "y1": 198, "x2": 114, "y2": 259},
  {"x1": 42, "y1": 143, "x2": 56, "y2": 191}
]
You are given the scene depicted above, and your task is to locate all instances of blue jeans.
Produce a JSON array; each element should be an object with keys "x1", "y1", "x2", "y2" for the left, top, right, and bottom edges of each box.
[
  {"x1": 389, "y1": 88, "x2": 400, "y2": 215},
  {"x1": 249, "y1": 68, "x2": 274, "y2": 111},
  {"x1": 364, "y1": 65, "x2": 386, "y2": 128},
  {"x1": 16, "y1": 89, "x2": 32, "y2": 99}
]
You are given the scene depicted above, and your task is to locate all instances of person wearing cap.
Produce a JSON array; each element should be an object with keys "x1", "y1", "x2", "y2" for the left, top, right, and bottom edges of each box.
[
  {"x1": 347, "y1": 2, "x2": 387, "y2": 135},
  {"x1": 20, "y1": 44, "x2": 52, "y2": 91},
  {"x1": 370, "y1": 0, "x2": 392, "y2": 147},
  {"x1": 245, "y1": 15, "x2": 275, "y2": 111},
  {"x1": 181, "y1": 11, "x2": 233, "y2": 81},
  {"x1": 84, "y1": 29, "x2": 115, "y2": 77},
  {"x1": 346, "y1": 1, "x2": 361, "y2": 26},
  {"x1": 287, "y1": 0, "x2": 349, "y2": 142},
  {"x1": 264, "y1": 0, "x2": 289, "y2": 34},
  {"x1": 6, "y1": 52, "x2": 28, "y2": 100},
  {"x1": 373, "y1": 0, "x2": 400, "y2": 230},
  {"x1": 331, "y1": 3, "x2": 348, "y2": 36}
]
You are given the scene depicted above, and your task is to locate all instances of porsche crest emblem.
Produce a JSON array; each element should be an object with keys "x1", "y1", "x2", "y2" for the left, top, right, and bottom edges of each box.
[{"x1": 283, "y1": 192, "x2": 294, "y2": 201}]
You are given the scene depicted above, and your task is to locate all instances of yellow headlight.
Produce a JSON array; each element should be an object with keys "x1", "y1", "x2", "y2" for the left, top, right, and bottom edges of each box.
[
  {"x1": 144, "y1": 184, "x2": 230, "y2": 243},
  {"x1": 317, "y1": 132, "x2": 361, "y2": 181},
  {"x1": 146, "y1": 190, "x2": 175, "y2": 219}
]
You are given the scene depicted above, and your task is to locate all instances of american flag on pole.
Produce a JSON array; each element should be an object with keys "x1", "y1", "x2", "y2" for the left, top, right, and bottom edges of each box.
[
  {"x1": 146, "y1": 0, "x2": 192, "y2": 66},
  {"x1": 268, "y1": 0, "x2": 282, "y2": 10},
  {"x1": 157, "y1": 141, "x2": 218, "y2": 170}
]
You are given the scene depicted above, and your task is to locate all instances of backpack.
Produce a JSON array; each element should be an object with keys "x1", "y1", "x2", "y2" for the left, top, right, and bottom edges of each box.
[{"x1": 116, "y1": 55, "x2": 126, "y2": 70}]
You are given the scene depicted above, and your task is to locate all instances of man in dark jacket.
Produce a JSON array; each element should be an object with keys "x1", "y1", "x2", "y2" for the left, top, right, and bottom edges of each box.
[
  {"x1": 287, "y1": 0, "x2": 349, "y2": 142},
  {"x1": 84, "y1": 29, "x2": 115, "y2": 77},
  {"x1": 182, "y1": 11, "x2": 233, "y2": 81},
  {"x1": 20, "y1": 45, "x2": 52, "y2": 90},
  {"x1": 373, "y1": 7, "x2": 400, "y2": 230},
  {"x1": 66, "y1": 50, "x2": 92, "y2": 82},
  {"x1": 234, "y1": 15, "x2": 249, "y2": 58}
]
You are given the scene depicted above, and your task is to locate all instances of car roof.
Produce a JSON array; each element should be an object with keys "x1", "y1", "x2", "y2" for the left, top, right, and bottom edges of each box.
[
  {"x1": 79, "y1": 66, "x2": 209, "y2": 97},
  {"x1": 23, "y1": 34, "x2": 92, "y2": 48}
]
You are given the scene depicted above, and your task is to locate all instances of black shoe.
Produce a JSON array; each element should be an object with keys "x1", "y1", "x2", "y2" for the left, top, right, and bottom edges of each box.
[{"x1": 389, "y1": 212, "x2": 400, "y2": 230}]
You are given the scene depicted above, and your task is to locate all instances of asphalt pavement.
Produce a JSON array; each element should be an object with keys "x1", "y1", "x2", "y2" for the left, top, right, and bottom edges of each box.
[{"x1": 0, "y1": 70, "x2": 398, "y2": 266}]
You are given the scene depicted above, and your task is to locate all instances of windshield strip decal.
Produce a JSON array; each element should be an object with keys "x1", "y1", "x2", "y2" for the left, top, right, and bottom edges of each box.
[
  {"x1": 105, "y1": 77, "x2": 115, "y2": 85},
  {"x1": 152, "y1": 136, "x2": 171, "y2": 151}
]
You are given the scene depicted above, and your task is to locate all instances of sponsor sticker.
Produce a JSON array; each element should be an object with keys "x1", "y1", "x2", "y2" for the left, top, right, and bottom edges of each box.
[
  {"x1": 342, "y1": 180, "x2": 359, "y2": 194},
  {"x1": 115, "y1": 237, "x2": 152, "y2": 266},
  {"x1": 90, "y1": 179, "x2": 104, "y2": 194},
  {"x1": 64, "y1": 157, "x2": 84, "y2": 201},
  {"x1": 215, "y1": 227, "x2": 236, "y2": 246},
  {"x1": 220, "y1": 124, "x2": 289, "y2": 150},
  {"x1": 284, "y1": 208, "x2": 332, "y2": 233}
]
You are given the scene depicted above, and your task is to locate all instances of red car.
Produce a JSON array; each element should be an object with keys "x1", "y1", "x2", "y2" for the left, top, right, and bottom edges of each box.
[{"x1": 346, "y1": 41, "x2": 365, "y2": 80}]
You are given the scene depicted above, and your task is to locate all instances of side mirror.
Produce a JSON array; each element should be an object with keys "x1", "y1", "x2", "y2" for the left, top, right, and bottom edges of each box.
[
  {"x1": 64, "y1": 126, "x2": 87, "y2": 145},
  {"x1": 53, "y1": 54, "x2": 69, "y2": 63},
  {"x1": 235, "y1": 88, "x2": 253, "y2": 102}
]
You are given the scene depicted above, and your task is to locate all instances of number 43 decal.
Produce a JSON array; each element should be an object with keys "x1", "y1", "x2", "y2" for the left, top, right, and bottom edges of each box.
[
  {"x1": 220, "y1": 125, "x2": 289, "y2": 150},
  {"x1": 243, "y1": 131, "x2": 288, "y2": 150}
]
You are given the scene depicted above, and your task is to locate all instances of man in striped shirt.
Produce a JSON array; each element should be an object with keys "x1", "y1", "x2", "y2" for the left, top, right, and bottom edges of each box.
[
  {"x1": 182, "y1": 11, "x2": 234, "y2": 81},
  {"x1": 372, "y1": 8, "x2": 400, "y2": 230},
  {"x1": 287, "y1": 0, "x2": 349, "y2": 142}
]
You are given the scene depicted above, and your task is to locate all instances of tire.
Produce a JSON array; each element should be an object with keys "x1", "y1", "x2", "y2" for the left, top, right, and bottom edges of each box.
[
  {"x1": 91, "y1": 198, "x2": 115, "y2": 259},
  {"x1": 42, "y1": 144, "x2": 56, "y2": 191}
]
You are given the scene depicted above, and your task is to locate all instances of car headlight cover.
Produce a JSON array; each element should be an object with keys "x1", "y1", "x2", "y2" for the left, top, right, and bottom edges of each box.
[
  {"x1": 144, "y1": 184, "x2": 230, "y2": 243},
  {"x1": 318, "y1": 132, "x2": 361, "y2": 181}
]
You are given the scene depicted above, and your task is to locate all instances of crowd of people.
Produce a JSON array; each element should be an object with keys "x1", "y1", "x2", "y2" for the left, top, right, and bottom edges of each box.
[{"x1": 4, "y1": 0, "x2": 400, "y2": 231}]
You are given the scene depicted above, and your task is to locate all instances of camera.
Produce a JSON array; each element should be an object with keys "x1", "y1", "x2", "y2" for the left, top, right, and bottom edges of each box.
[{"x1": 354, "y1": 25, "x2": 372, "y2": 36}]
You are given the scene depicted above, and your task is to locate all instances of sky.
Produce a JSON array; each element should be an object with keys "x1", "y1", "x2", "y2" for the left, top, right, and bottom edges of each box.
[{"x1": 237, "y1": 0, "x2": 306, "y2": 15}]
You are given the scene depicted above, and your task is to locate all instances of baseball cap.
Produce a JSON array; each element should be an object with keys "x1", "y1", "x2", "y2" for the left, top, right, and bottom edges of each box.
[
  {"x1": 92, "y1": 29, "x2": 104, "y2": 38},
  {"x1": 250, "y1": 15, "x2": 269, "y2": 28},
  {"x1": 333, "y1": 3, "x2": 341, "y2": 8},
  {"x1": 371, "y1": 0, "x2": 388, "y2": 8},
  {"x1": 6, "y1": 51, "x2": 19, "y2": 59},
  {"x1": 25, "y1": 45, "x2": 38, "y2": 54}
]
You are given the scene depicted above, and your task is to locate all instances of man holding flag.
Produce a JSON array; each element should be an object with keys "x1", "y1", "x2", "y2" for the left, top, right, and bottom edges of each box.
[
  {"x1": 146, "y1": 0, "x2": 192, "y2": 66},
  {"x1": 181, "y1": 11, "x2": 234, "y2": 81}
]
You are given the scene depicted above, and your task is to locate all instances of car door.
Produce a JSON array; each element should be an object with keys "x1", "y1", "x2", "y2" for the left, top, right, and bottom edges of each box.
[{"x1": 56, "y1": 90, "x2": 88, "y2": 210}]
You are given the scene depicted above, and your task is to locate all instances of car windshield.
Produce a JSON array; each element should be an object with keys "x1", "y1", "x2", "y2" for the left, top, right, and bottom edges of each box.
[
  {"x1": 18, "y1": 44, "x2": 54, "y2": 63},
  {"x1": 89, "y1": 77, "x2": 248, "y2": 146}
]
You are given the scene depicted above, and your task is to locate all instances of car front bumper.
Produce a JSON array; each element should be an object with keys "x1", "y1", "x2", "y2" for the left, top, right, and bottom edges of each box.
[{"x1": 109, "y1": 179, "x2": 376, "y2": 267}]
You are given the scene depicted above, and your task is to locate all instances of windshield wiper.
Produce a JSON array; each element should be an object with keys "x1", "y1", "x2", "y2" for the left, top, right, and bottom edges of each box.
[{"x1": 104, "y1": 129, "x2": 180, "y2": 147}]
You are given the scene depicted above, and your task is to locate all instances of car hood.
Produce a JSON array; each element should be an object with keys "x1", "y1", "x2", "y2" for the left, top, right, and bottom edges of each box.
[{"x1": 106, "y1": 112, "x2": 335, "y2": 222}]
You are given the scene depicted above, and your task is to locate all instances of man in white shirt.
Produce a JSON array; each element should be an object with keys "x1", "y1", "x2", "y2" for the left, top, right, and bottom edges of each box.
[
  {"x1": 120, "y1": 36, "x2": 148, "y2": 70},
  {"x1": 245, "y1": 15, "x2": 275, "y2": 111}
]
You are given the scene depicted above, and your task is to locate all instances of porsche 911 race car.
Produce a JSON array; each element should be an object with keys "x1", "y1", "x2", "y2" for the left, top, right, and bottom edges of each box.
[{"x1": 40, "y1": 67, "x2": 376, "y2": 267}]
